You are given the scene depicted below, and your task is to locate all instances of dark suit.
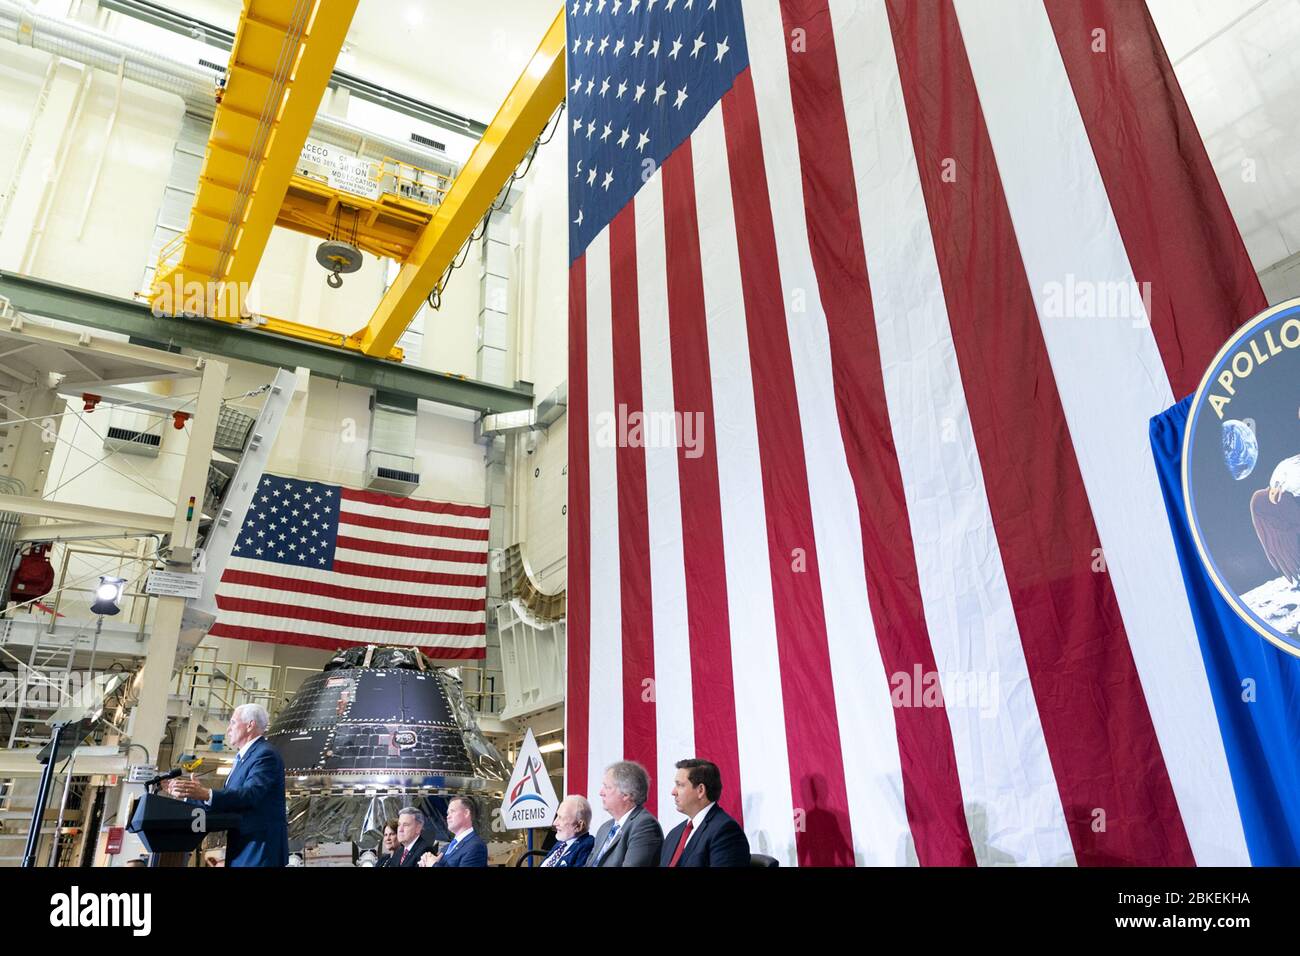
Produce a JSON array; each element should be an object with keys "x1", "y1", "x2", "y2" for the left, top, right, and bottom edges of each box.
[
  {"x1": 543, "y1": 832, "x2": 595, "y2": 867},
  {"x1": 586, "y1": 804, "x2": 663, "y2": 867},
  {"x1": 659, "y1": 804, "x2": 750, "y2": 867},
  {"x1": 203, "y1": 736, "x2": 288, "y2": 867},
  {"x1": 381, "y1": 835, "x2": 437, "y2": 867},
  {"x1": 433, "y1": 829, "x2": 487, "y2": 867}
]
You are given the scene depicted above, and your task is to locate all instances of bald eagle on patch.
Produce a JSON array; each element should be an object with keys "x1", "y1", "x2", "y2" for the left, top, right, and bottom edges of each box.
[{"x1": 1251, "y1": 455, "x2": 1300, "y2": 585}]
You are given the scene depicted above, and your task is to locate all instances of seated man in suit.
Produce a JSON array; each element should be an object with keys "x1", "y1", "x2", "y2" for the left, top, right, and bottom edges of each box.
[
  {"x1": 382, "y1": 807, "x2": 437, "y2": 867},
  {"x1": 587, "y1": 760, "x2": 663, "y2": 867},
  {"x1": 419, "y1": 796, "x2": 487, "y2": 867},
  {"x1": 167, "y1": 703, "x2": 288, "y2": 867},
  {"x1": 661, "y1": 758, "x2": 750, "y2": 867},
  {"x1": 538, "y1": 795, "x2": 595, "y2": 867}
]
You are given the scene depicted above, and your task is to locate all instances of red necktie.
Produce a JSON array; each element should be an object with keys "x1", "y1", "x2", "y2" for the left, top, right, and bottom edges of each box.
[
  {"x1": 667, "y1": 820, "x2": 694, "y2": 867},
  {"x1": 399, "y1": 846, "x2": 409, "y2": 865}
]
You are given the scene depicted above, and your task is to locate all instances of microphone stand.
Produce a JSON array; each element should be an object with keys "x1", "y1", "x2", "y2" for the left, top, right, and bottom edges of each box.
[{"x1": 20, "y1": 721, "x2": 69, "y2": 868}]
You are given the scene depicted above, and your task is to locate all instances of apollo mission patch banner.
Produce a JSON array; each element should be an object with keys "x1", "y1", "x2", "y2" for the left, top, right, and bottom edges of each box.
[{"x1": 1182, "y1": 299, "x2": 1300, "y2": 657}]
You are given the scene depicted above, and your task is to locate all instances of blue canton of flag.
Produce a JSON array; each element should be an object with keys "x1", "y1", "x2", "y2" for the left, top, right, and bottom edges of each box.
[
  {"x1": 567, "y1": 0, "x2": 748, "y2": 260},
  {"x1": 230, "y1": 474, "x2": 342, "y2": 569}
]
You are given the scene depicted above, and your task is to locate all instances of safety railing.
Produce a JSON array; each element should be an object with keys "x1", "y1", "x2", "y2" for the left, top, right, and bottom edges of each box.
[
  {"x1": 42, "y1": 544, "x2": 159, "y2": 634},
  {"x1": 173, "y1": 651, "x2": 329, "y2": 723},
  {"x1": 151, "y1": 231, "x2": 186, "y2": 292},
  {"x1": 372, "y1": 156, "x2": 452, "y2": 207},
  {"x1": 459, "y1": 663, "x2": 505, "y2": 716}
]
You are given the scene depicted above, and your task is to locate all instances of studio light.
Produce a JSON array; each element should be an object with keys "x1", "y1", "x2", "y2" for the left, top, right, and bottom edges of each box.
[{"x1": 91, "y1": 576, "x2": 126, "y2": 616}]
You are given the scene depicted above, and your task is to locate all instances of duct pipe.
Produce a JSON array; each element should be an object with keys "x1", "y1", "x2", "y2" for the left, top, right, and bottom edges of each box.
[{"x1": 0, "y1": 0, "x2": 456, "y2": 176}]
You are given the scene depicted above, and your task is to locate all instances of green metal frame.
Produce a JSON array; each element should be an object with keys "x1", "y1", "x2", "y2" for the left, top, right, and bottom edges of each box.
[{"x1": 0, "y1": 272, "x2": 533, "y2": 413}]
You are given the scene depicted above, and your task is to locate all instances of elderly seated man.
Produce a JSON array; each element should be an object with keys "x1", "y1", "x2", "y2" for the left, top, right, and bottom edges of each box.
[{"x1": 538, "y1": 796, "x2": 595, "y2": 867}]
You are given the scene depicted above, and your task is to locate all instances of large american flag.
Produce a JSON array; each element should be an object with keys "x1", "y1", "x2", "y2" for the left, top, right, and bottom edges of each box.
[
  {"x1": 209, "y1": 474, "x2": 488, "y2": 659},
  {"x1": 566, "y1": 0, "x2": 1268, "y2": 865}
]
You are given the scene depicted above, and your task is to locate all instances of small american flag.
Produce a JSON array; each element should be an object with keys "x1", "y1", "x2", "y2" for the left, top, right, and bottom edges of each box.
[{"x1": 209, "y1": 473, "x2": 488, "y2": 659}]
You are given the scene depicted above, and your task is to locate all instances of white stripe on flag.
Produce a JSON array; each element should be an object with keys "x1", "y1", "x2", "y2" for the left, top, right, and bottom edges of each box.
[
  {"x1": 692, "y1": 101, "x2": 799, "y2": 866},
  {"x1": 585, "y1": 226, "x2": 623, "y2": 832},
  {"x1": 219, "y1": 585, "x2": 485, "y2": 624},
  {"x1": 635, "y1": 167, "x2": 695, "y2": 829},
  {"x1": 333, "y1": 522, "x2": 489, "y2": 554},
  {"x1": 222, "y1": 557, "x2": 485, "y2": 600},
  {"x1": 952, "y1": 0, "x2": 1249, "y2": 865},
  {"x1": 742, "y1": 0, "x2": 913, "y2": 866},
  {"x1": 339, "y1": 497, "x2": 490, "y2": 530},
  {"x1": 210, "y1": 611, "x2": 485, "y2": 646},
  {"x1": 831, "y1": 0, "x2": 1076, "y2": 866},
  {"x1": 332, "y1": 548, "x2": 486, "y2": 579}
]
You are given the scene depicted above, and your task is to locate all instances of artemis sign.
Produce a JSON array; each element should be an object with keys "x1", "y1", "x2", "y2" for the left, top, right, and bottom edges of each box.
[{"x1": 500, "y1": 729, "x2": 559, "y2": 830}]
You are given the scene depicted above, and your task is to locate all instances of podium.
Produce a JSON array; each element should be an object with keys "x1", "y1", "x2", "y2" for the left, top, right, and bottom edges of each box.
[{"x1": 126, "y1": 793, "x2": 241, "y2": 854}]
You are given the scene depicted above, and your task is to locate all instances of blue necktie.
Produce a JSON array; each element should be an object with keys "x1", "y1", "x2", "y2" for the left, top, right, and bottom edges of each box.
[
  {"x1": 541, "y1": 841, "x2": 567, "y2": 867},
  {"x1": 597, "y1": 822, "x2": 621, "y2": 861}
]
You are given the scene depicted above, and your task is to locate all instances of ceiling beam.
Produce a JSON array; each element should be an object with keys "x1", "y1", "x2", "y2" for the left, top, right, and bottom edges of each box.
[
  {"x1": 98, "y1": 0, "x2": 489, "y2": 138},
  {"x1": 0, "y1": 271, "x2": 533, "y2": 412},
  {"x1": 0, "y1": 494, "x2": 174, "y2": 533}
]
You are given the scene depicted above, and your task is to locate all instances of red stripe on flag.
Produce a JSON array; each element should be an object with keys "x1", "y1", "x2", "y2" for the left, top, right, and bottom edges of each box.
[
  {"x1": 221, "y1": 569, "x2": 486, "y2": 612},
  {"x1": 340, "y1": 488, "x2": 490, "y2": 520},
  {"x1": 567, "y1": 254, "x2": 592, "y2": 800},
  {"x1": 887, "y1": 0, "x2": 1194, "y2": 864},
  {"x1": 330, "y1": 559, "x2": 484, "y2": 589},
  {"x1": 609, "y1": 202, "x2": 658, "y2": 813},
  {"x1": 336, "y1": 535, "x2": 487, "y2": 565},
  {"x1": 719, "y1": 70, "x2": 851, "y2": 866},
  {"x1": 208, "y1": 622, "x2": 485, "y2": 659},
  {"x1": 661, "y1": 139, "x2": 744, "y2": 826},
  {"x1": 1043, "y1": 0, "x2": 1265, "y2": 397},
  {"x1": 338, "y1": 510, "x2": 490, "y2": 541},
  {"x1": 215, "y1": 595, "x2": 486, "y2": 636},
  {"x1": 778, "y1": 0, "x2": 976, "y2": 867}
]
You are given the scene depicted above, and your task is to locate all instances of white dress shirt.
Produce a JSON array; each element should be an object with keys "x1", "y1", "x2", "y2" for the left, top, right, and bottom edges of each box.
[{"x1": 681, "y1": 802, "x2": 715, "y2": 849}]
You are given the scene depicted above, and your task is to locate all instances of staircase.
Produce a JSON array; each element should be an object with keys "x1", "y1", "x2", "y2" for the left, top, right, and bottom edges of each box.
[{"x1": 2, "y1": 618, "x2": 86, "y2": 749}]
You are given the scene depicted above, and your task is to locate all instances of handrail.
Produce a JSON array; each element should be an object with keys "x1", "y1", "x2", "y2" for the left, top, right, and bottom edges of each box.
[{"x1": 174, "y1": 653, "x2": 505, "y2": 720}]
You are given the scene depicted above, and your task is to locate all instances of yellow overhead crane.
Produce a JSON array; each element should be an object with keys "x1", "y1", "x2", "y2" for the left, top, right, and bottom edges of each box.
[
  {"x1": 277, "y1": 158, "x2": 451, "y2": 263},
  {"x1": 151, "y1": 0, "x2": 359, "y2": 323},
  {"x1": 151, "y1": 2, "x2": 567, "y2": 368}
]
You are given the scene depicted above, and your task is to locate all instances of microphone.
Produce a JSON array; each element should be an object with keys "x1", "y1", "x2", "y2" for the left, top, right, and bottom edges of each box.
[{"x1": 145, "y1": 767, "x2": 183, "y2": 788}]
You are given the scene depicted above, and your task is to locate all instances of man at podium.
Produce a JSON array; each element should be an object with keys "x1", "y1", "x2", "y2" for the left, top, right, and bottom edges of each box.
[{"x1": 167, "y1": 703, "x2": 289, "y2": 867}]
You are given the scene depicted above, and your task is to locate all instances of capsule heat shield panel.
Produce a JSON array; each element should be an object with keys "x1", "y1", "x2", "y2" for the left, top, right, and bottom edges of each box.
[{"x1": 268, "y1": 668, "x2": 473, "y2": 777}]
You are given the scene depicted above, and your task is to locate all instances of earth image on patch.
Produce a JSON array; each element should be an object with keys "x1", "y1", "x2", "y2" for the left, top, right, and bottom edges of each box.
[{"x1": 1221, "y1": 419, "x2": 1258, "y2": 480}]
